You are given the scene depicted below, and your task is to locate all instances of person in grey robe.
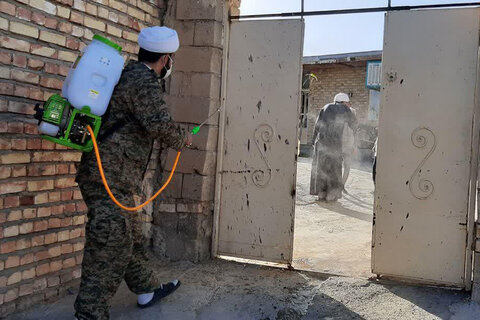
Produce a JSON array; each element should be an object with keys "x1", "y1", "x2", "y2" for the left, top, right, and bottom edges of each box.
[{"x1": 310, "y1": 93, "x2": 358, "y2": 201}]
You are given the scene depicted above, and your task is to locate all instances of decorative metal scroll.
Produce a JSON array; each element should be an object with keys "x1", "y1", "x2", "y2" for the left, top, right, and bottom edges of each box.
[
  {"x1": 252, "y1": 124, "x2": 273, "y2": 187},
  {"x1": 408, "y1": 127, "x2": 436, "y2": 200}
]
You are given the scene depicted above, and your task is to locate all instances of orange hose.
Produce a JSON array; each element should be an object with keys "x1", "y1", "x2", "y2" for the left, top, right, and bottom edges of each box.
[{"x1": 86, "y1": 125, "x2": 181, "y2": 212}]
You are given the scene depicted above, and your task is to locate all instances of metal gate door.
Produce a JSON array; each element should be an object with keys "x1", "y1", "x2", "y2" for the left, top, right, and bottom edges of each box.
[
  {"x1": 373, "y1": 8, "x2": 480, "y2": 287},
  {"x1": 213, "y1": 19, "x2": 304, "y2": 263}
]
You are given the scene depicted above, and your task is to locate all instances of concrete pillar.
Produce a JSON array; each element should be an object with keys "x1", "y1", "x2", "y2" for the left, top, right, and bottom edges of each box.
[{"x1": 151, "y1": 0, "x2": 226, "y2": 262}]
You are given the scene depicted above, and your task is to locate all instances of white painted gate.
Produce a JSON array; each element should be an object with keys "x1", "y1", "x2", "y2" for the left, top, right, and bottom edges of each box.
[
  {"x1": 373, "y1": 8, "x2": 480, "y2": 287},
  {"x1": 213, "y1": 19, "x2": 304, "y2": 263}
]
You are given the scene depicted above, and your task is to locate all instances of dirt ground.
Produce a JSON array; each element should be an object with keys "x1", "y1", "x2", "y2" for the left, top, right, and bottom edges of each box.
[
  {"x1": 293, "y1": 157, "x2": 374, "y2": 278},
  {"x1": 9, "y1": 258, "x2": 479, "y2": 320}
]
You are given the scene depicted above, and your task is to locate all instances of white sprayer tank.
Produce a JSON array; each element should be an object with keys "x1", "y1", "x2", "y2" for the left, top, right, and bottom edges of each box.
[{"x1": 62, "y1": 35, "x2": 125, "y2": 116}]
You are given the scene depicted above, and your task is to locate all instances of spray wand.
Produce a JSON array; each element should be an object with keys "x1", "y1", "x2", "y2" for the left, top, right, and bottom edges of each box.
[{"x1": 191, "y1": 107, "x2": 221, "y2": 135}]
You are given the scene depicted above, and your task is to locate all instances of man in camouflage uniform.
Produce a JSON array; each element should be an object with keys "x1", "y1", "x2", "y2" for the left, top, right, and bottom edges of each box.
[{"x1": 74, "y1": 26, "x2": 190, "y2": 320}]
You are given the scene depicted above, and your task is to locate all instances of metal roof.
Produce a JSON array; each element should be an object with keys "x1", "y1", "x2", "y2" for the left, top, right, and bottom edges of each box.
[{"x1": 303, "y1": 50, "x2": 382, "y2": 65}]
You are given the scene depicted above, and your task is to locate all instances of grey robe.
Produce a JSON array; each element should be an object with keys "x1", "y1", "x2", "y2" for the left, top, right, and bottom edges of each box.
[{"x1": 310, "y1": 102, "x2": 357, "y2": 196}]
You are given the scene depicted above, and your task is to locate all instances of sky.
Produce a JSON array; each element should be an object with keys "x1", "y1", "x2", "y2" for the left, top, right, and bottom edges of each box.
[{"x1": 239, "y1": 0, "x2": 477, "y2": 56}]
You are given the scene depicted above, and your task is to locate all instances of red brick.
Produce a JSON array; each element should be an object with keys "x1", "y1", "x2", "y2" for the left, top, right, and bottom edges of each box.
[
  {"x1": 0, "y1": 181, "x2": 26, "y2": 194},
  {"x1": 21, "y1": 253, "x2": 34, "y2": 265},
  {"x1": 34, "y1": 220, "x2": 48, "y2": 231},
  {"x1": 0, "y1": 1, "x2": 16, "y2": 15},
  {"x1": 0, "y1": 212, "x2": 5, "y2": 223},
  {"x1": 5, "y1": 196, "x2": 20, "y2": 209},
  {"x1": 44, "y1": 63, "x2": 59, "y2": 74},
  {"x1": 32, "y1": 12, "x2": 46, "y2": 25},
  {"x1": 70, "y1": 11, "x2": 83, "y2": 24},
  {"x1": 12, "y1": 138, "x2": 27, "y2": 150},
  {"x1": 13, "y1": 55, "x2": 27, "y2": 67},
  {"x1": 1, "y1": 36, "x2": 30, "y2": 52},
  {"x1": 28, "y1": 58, "x2": 45, "y2": 70},
  {"x1": 0, "y1": 241, "x2": 16, "y2": 254},
  {"x1": 35, "y1": 192, "x2": 49, "y2": 204},
  {"x1": 66, "y1": 39, "x2": 79, "y2": 50},
  {"x1": 17, "y1": 7, "x2": 32, "y2": 20},
  {"x1": 0, "y1": 138, "x2": 11, "y2": 149},
  {"x1": 35, "y1": 250, "x2": 49, "y2": 261},
  {"x1": 0, "y1": 123, "x2": 6, "y2": 133},
  {"x1": 76, "y1": 254, "x2": 83, "y2": 265},
  {"x1": 7, "y1": 209, "x2": 22, "y2": 221},
  {"x1": 5, "y1": 255, "x2": 20, "y2": 268},
  {"x1": 41, "y1": 139, "x2": 56, "y2": 150},
  {"x1": 36, "y1": 263, "x2": 50, "y2": 276},
  {"x1": 28, "y1": 179, "x2": 54, "y2": 191},
  {"x1": 22, "y1": 267, "x2": 35, "y2": 280},
  {"x1": 49, "y1": 261, "x2": 62, "y2": 272},
  {"x1": 7, "y1": 122, "x2": 24, "y2": 133},
  {"x1": 61, "y1": 243, "x2": 73, "y2": 254},
  {"x1": 72, "y1": 215, "x2": 85, "y2": 225},
  {"x1": 20, "y1": 195, "x2": 34, "y2": 206},
  {"x1": 24, "y1": 123, "x2": 39, "y2": 135},
  {"x1": 49, "y1": 191, "x2": 61, "y2": 202},
  {"x1": 23, "y1": 208, "x2": 36, "y2": 219},
  {"x1": 48, "y1": 245, "x2": 61, "y2": 257},
  {"x1": 51, "y1": 204, "x2": 63, "y2": 215},
  {"x1": 37, "y1": 206, "x2": 52, "y2": 218},
  {"x1": 61, "y1": 190, "x2": 73, "y2": 201},
  {"x1": 56, "y1": 164, "x2": 69, "y2": 175},
  {"x1": 16, "y1": 238, "x2": 31, "y2": 250},
  {"x1": 64, "y1": 202, "x2": 76, "y2": 213},
  {"x1": 11, "y1": 70, "x2": 39, "y2": 84},
  {"x1": 40, "y1": 77, "x2": 63, "y2": 90},
  {"x1": 70, "y1": 164, "x2": 78, "y2": 174},
  {"x1": 44, "y1": 232, "x2": 57, "y2": 244},
  {"x1": 8, "y1": 100, "x2": 35, "y2": 115},
  {"x1": 63, "y1": 257, "x2": 76, "y2": 268},
  {"x1": 12, "y1": 166, "x2": 27, "y2": 177},
  {"x1": 27, "y1": 139, "x2": 42, "y2": 150},
  {"x1": 73, "y1": 241, "x2": 84, "y2": 251},
  {"x1": 76, "y1": 201, "x2": 87, "y2": 212},
  {"x1": 59, "y1": 65, "x2": 70, "y2": 77},
  {"x1": 48, "y1": 217, "x2": 61, "y2": 228},
  {"x1": 13, "y1": 86, "x2": 30, "y2": 98},
  {"x1": 32, "y1": 235, "x2": 45, "y2": 246},
  {"x1": 30, "y1": 88, "x2": 45, "y2": 100},
  {"x1": 0, "y1": 83, "x2": 14, "y2": 95},
  {"x1": 44, "y1": 17, "x2": 58, "y2": 29},
  {"x1": 70, "y1": 228, "x2": 82, "y2": 239},
  {"x1": 58, "y1": 21, "x2": 72, "y2": 33},
  {"x1": 56, "y1": 177, "x2": 76, "y2": 188},
  {"x1": 0, "y1": 52, "x2": 11, "y2": 64},
  {"x1": 0, "y1": 164, "x2": 10, "y2": 179},
  {"x1": 19, "y1": 222, "x2": 33, "y2": 234}
]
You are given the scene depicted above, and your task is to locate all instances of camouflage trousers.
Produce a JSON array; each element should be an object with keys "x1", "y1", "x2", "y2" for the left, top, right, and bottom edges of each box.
[{"x1": 74, "y1": 183, "x2": 162, "y2": 320}]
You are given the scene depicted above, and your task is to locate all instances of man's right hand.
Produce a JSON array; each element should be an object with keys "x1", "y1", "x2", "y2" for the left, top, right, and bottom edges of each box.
[{"x1": 185, "y1": 133, "x2": 193, "y2": 147}]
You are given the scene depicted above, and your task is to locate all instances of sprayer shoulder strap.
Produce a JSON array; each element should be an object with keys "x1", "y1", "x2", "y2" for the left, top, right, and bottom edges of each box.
[{"x1": 97, "y1": 112, "x2": 135, "y2": 142}]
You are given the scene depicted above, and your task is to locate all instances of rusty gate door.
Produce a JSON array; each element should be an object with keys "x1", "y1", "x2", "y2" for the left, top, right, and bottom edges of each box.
[
  {"x1": 213, "y1": 19, "x2": 304, "y2": 263},
  {"x1": 373, "y1": 8, "x2": 480, "y2": 288}
]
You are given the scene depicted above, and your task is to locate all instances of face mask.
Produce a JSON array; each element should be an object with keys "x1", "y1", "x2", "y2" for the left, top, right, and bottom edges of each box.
[{"x1": 160, "y1": 55, "x2": 173, "y2": 80}]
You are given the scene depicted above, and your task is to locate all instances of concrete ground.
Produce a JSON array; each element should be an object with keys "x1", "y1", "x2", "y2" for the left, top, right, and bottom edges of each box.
[
  {"x1": 8, "y1": 259, "x2": 479, "y2": 320},
  {"x1": 293, "y1": 157, "x2": 374, "y2": 278}
]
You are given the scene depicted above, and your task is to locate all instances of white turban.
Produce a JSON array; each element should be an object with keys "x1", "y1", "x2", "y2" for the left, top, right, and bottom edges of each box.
[
  {"x1": 334, "y1": 92, "x2": 350, "y2": 103},
  {"x1": 138, "y1": 26, "x2": 179, "y2": 53}
]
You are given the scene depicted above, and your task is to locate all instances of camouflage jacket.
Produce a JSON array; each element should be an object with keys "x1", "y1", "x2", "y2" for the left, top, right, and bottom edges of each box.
[{"x1": 76, "y1": 60, "x2": 186, "y2": 193}]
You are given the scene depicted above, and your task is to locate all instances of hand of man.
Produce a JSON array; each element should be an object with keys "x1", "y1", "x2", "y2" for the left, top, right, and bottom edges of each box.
[{"x1": 185, "y1": 133, "x2": 193, "y2": 147}]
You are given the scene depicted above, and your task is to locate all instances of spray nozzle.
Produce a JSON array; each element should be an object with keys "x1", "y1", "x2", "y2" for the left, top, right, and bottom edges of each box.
[{"x1": 192, "y1": 126, "x2": 200, "y2": 135}]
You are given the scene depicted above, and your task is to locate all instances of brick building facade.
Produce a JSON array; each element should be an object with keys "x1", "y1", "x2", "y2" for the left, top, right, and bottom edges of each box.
[
  {"x1": 302, "y1": 51, "x2": 381, "y2": 146},
  {"x1": 0, "y1": 0, "x2": 231, "y2": 316}
]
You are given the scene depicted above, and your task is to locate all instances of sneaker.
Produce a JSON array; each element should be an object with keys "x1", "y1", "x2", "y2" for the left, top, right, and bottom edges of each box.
[{"x1": 137, "y1": 280, "x2": 181, "y2": 309}]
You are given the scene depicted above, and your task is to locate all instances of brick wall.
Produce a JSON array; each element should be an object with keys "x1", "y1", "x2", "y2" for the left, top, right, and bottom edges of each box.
[
  {"x1": 0, "y1": 0, "x2": 167, "y2": 316},
  {"x1": 304, "y1": 62, "x2": 373, "y2": 144}
]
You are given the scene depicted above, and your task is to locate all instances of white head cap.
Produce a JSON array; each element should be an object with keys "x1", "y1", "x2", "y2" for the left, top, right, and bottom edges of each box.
[
  {"x1": 138, "y1": 26, "x2": 179, "y2": 53},
  {"x1": 334, "y1": 93, "x2": 350, "y2": 103}
]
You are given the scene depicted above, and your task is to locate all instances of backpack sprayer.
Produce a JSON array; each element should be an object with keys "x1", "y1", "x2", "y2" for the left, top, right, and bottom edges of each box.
[{"x1": 34, "y1": 35, "x2": 218, "y2": 212}]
